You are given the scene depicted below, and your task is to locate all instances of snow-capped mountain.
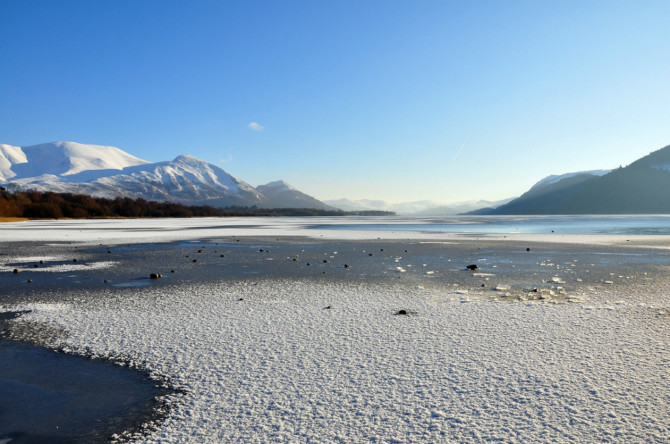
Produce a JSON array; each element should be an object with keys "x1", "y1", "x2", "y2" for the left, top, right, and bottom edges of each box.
[
  {"x1": 0, "y1": 142, "x2": 327, "y2": 209},
  {"x1": 0, "y1": 141, "x2": 149, "y2": 182},
  {"x1": 256, "y1": 180, "x2": 336, "y2": 210}
]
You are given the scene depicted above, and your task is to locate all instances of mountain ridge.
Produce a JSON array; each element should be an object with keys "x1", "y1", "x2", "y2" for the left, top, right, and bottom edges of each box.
[
  {"x1": 487, "y1": 144, "x2": 670, "y2": 214},
  {"x1": 0, "y1": 142, "x2": 330, "y2": 210}
]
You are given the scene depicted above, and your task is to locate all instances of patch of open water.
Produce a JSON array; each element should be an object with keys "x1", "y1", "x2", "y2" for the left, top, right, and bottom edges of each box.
[{"x1": 0, "y1": 312, "x2": 172, "y2": 443}]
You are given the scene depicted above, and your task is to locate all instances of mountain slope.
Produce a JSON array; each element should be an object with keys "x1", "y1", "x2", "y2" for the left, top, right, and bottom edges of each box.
[{"x1": 491, "y1": 145, "x2": 670, "y2": 214}]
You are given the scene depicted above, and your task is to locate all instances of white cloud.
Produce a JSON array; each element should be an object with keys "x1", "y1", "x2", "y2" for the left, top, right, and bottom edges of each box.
[
  {"x1": 219, "y1": 154, "x2": 233, "y2": 164},
  {"x1": 248, "y1": 122, "x2": 264, "y2": 131}
]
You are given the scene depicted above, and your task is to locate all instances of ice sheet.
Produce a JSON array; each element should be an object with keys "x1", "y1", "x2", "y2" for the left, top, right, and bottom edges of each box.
[{"x1": 2, "y1": 217, "x2": 669, "y2": 247}]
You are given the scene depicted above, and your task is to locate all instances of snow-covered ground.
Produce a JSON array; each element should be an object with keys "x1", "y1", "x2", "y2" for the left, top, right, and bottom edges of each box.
[{"x1": 2, "y1": 218, "x2": 670, "y2": 442}]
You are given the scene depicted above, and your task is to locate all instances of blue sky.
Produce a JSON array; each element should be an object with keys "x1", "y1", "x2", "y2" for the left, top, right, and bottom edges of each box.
[{"x1": 2, "y1": 0, "x2": 669, "y2": 203}]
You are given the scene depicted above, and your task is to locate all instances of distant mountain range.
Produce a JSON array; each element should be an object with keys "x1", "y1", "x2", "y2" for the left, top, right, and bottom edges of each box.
[
  {"x1": 0, "y1": 142, "x2": 335, "y2": 210},
  {"x1": 324, "y1": 197, "x2": 514, "y2": 215},
  {"x1": 479, "y1": 144, "x2": 670, "y2": 214}
]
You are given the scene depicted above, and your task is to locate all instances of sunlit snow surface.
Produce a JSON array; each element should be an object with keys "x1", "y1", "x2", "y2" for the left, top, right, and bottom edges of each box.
[{"x1": 2, "y1": 218, "x2": 670, "y2": 442}]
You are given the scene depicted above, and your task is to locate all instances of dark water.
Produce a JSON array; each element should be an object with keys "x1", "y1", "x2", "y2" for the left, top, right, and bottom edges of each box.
[
  {"x1": 0, "y1": 313, "x2": 170, "y2": 443},
  {"x1": 312, "y1": 215, "x2": 670, "y2": 235}
]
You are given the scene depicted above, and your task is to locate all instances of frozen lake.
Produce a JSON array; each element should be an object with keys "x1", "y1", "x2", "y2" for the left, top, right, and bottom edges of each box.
[
  {"x1": 1, "y1": 217, "x2": 670, "y2": 442},
  {"x1": 311, "y1": 214, "x2": 670, "y2": 235}
]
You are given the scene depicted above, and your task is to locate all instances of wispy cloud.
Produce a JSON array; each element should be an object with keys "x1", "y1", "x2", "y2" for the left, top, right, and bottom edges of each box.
[
  {"x1": 452, "y1": 135, "x2": 470, "y2": 163},
  {"x1": 248, "y1": 122, "x2": 264, "y2": 131},
  {"x1": 219, "y1": 154, "x2": 233, "y2": 164}
]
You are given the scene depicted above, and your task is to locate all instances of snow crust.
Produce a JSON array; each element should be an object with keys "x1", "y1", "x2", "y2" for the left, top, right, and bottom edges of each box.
[
  {"x1": 2, "y1": 219, "x2": 670, "y2": 441},
  {"x1": 9, "y1": 279, "x2": 670, "y2": 442}
]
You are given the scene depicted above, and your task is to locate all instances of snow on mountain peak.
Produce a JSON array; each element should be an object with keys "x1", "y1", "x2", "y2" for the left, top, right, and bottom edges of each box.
[
  {"x1": 173, "y1": 154, "x2": 201, "y2": 164},
  {"x1": 0, "y1": 144, "x2": 27, "y2": 180},
  {"x1": 0, "y1": 141, "x2": 150, "y2": 182},
  {"x1": 531, "y1": 169, "x2": 610, "y2": 190},
  {"x1": 259, "y1": 180, "x2": 295, "y2": 192}
]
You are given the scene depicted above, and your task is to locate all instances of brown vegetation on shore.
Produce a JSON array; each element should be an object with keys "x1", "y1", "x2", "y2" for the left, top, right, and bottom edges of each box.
[{"x1": 0, "y1": 188, "x2": 393, "y2": 219}]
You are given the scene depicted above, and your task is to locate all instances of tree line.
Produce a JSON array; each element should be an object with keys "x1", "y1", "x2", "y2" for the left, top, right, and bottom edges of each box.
[{"x1": 0, "y1": 189, "x2": 394, "y2": 219}]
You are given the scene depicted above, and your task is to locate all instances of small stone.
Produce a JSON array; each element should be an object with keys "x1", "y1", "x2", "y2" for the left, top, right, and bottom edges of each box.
[
  {"x1": 238, "y1": 298, "x2": 244, "y2": 301},
  {"x1": 526, "y1": 248, "x2": 530, "y2": 251},
  {"x1": 344, "y1": 264, "x2": 350, "y2": 269},
  {"x1": 27, "y1": 279, "x2": 32, "y2": 283},
  {"x1": 107, "y1": 250, "x2": 113, "y2": 254},
  {"x1": 150, "y1": 273, "x2": 162, "y2": 279},
  {"x1": 104, "y1": 279, "x2": 108, "y2": 283},
  {"x1": 34, "y1": 264, "x2": 38, "y2": 268},
  {"x1": 293, "y1": 257, "x2": 298, "y2": 261},
  {"x1": 193, "y1": 259, "x2": 197, "y2": 262},
  {"x1": 323, "y1": 260, "x2": 328, "y2": 263},
  {"x1": 220, "y1": 254, "x2": 224, "y2": 257},
  {"x1": 39, "y1": 260, "x2": 45, "y2": 264},
  {"x1": 466, "y1": 264, "x2": 478, "y2": 271},
  {"x1": 171, "y1": 270, "x2": 175, "y2": 273},
  {"x1": 198, "y1": 250, "x2": 203, "y2": 253},
  {"x1": 73, "y1": 258, "x2": 78, "y2": 262},
  {"x1": 13, "y1": 269, "x2": 20, "y2": 274},
  {"x1": 325, "y1": 305, "x2": 332, "y2": 309},
  {"x1": 396, "y1": 310, "x2": 408, "y2": 315}
]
